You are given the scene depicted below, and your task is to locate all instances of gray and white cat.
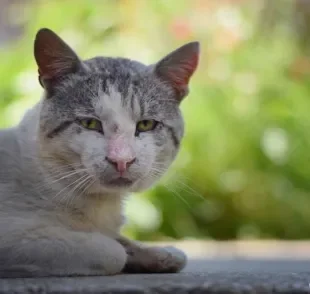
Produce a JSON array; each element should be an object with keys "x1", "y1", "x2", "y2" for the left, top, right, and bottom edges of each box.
[{"x1": 0, "y1": 28, "x2": 199, "y2": 277}]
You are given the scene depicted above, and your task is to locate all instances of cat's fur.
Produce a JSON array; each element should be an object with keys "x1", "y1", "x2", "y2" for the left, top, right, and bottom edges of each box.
[{"x1": 0, "y1": 28, "x2": 199, "y2": 277}]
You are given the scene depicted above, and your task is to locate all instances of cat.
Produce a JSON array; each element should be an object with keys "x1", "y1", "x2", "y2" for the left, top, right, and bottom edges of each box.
[{"x1": 0, "y1": 28, "x2": 199, "y2": 277}]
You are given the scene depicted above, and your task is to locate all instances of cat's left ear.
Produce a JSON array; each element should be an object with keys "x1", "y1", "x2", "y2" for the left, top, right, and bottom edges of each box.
[
  {"x1": 34, "y1": 28, "x2": 82, "y2": 89},
  {"x1": 154, "y1": 42, "x2": 200, "y2": 100}
]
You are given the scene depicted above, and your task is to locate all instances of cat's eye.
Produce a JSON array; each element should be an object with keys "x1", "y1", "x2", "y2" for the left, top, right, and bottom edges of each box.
[
  {"x1": 136, "y1": 120, "x2": 158, "y2": 134},
  {"x1": 79, "y1": 118, "x2": 103, "y2": 133}
]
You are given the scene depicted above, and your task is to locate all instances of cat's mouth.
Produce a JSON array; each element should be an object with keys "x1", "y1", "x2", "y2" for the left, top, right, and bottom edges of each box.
[{"x1": 106, "y1": 177, "x2": 134, "y2": 187}]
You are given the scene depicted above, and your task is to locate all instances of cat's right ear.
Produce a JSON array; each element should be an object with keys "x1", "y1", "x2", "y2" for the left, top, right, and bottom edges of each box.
[
  {"x1": 154, "y1": 42, "x2": 199, "y2": 101},
  {"x1": 34, "y1": 28, "x2": 81, "y2": 89}
]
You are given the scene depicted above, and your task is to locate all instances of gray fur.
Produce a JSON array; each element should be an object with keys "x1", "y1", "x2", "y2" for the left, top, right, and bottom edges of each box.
[{"x1": 0, "y1": 28, "x2": 199, "y2": 277}]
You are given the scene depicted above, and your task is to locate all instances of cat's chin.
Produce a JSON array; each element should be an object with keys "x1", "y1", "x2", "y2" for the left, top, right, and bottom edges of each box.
[
  {"x1": 103, "y1": 177, "x2": 135, "y2": 192},
  {"x1": 87, "y1": 178, "x2": 137, "y2": 195},
  {"x1": 87, "y1": 172, "x2": 161, "y2": 195}
]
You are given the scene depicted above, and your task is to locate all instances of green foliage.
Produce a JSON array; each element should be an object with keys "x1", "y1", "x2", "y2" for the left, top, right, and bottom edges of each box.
[{"x1": 1, "y1": 0, "x2": 310, "y2": 240}]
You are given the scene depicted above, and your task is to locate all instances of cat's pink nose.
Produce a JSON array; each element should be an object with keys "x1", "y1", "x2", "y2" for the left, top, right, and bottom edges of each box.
[{"x1": 105, "y1": 156, "x2": 136, "y2": 174}]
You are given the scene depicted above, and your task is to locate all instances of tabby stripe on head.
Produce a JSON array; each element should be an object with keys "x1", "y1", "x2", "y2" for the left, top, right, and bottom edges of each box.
[
  {"x1": 166, "y1": 126, "x2": 180, "y2": 147},
  {"x1": 47, "y1": 121, "x2": 73, "y2": 138}
]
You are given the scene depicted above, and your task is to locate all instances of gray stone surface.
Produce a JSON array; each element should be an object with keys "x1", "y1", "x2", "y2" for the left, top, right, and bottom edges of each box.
[{"x1": 1, "y1": 258, "x2": 310, "y2": 293}]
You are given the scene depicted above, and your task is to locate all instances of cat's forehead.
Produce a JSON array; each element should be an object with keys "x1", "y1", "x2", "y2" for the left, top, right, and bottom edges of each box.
[
  {"x1": 49, "y1": 63, "x2": 179, "y2": 124},
  {"x1": 93, "y1": 82, "x2": 139, "y2": 127},
  {"x1": 90, "y1": 77, "x2": 177, "y2": 122}
]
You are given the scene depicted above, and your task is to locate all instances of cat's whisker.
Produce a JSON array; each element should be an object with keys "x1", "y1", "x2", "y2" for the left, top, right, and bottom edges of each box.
[
  {"x1": 52, "y1": 173, "x2": 90, "y2": 204},
  {"x1": 47, "y1": 169, "x2": 88, "y2": 183},
  {"x1": 149, "y1": 159, "x2": 206, "y2": 200},
  {"x1": 40, "y1": 158, "x2": 83, "y2": 168},
  {"x1": 147, "y1": 166, "x2": 205, "y2": 202},
  {"x1": 72, "y1": 176, "x2": 97, "y2": 206},
  {"x1": 33, "y1": 168, "x2": 89, "y2": 192},
  {"x1": 162, "y1": 182, "x2": 192, "y2": 209},
  {"x1": 64, "y1": 175, "x2": 93, "y2": 210},
  {"x1": 145, "y1": 170, "x2": 165, "y2": 182},
  {"x1": 146, "y1": 169, "x2": 193, "y2": 209},
  {"x1": 173, "y1": 176, "x2": 205, "y2": 201},
  {"x1": 81, "y1": 178, "x2": 97, "y2": 196},
  {"x1": 160, "y1": 169, "x2": 205, "y2": 200},
  {"x1": 148, "y1": 167, "x2": 168, "y2": 175},
  {"x1": 35, "y1": 166, "x2": 84, "y2": 183}
]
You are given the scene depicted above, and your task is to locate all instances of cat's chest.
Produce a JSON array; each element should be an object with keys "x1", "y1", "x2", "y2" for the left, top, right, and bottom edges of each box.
[{"x1": 68, "y1": 196, "x2": 125, "y2": 236}]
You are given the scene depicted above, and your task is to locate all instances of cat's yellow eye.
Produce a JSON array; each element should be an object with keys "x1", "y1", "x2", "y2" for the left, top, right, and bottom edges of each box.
[
  {"x1": 79, "y1": 118, "x2": 103, "y2": 133},
  {"x1": 136, "y1": 120, "x2": 158, "y2": 133}
]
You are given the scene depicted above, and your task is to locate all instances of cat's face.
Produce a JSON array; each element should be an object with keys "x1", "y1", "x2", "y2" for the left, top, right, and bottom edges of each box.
[{"x1": 35, "y1": 29, "x2": 199, "y2": 194}]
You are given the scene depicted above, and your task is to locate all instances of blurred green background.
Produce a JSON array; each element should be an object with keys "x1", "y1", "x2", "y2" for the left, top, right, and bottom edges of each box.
[{"x1": 1, "y1": 0, "x2": 310, "y2": 241}]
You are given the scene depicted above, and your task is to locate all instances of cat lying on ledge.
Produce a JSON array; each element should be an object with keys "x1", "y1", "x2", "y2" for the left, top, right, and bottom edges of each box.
[{"x1": 0, "y1": 28, "x2": 199, "y2": 277}]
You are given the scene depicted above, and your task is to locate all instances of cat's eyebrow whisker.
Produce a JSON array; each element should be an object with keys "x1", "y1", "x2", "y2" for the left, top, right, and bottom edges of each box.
[
  {"x1": 157, "y1": 99, "x2": 179, "y2": 103},
  {"x1": 85, "y1": 80, "x2": 102, "y2": 101},
  {"x1": 142, "y1": 80, "x2": 180, "y2": 99}
]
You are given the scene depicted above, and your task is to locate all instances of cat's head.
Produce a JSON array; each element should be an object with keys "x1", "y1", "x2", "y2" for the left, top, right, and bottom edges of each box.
[{"x1": 35, "y1": 28, "x2": 199, "y2": 194}]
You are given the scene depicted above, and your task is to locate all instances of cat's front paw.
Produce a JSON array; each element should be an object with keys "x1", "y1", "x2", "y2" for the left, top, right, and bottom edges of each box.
[
  {"x1": 123, "y1": 245, "x2": 187, "y2": 274},
  {"x1": 151, "y1": 246, "x2": 187, "y2": 273}
]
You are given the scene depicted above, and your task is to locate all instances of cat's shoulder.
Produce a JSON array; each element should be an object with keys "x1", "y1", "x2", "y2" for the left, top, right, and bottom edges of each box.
[
  {"x1": 0, "y1": 128, "x2": 20, "y2": 164},
  {"x1": 0, "y1": 127, "x2": 18, "y2": 149}
]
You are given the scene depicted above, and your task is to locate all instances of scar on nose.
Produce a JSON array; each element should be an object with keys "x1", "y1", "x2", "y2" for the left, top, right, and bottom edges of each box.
[{"x1": 111, "y1": 123, "x2": 119, "y2": 133}]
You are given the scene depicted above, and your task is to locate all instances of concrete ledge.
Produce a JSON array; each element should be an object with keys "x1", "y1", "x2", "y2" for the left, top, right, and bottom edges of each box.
[
  {"x1": 147, "y1": 240, "x2": 310, "y2": 259},
  {"x1": 2, "y1": 241, "x2": 310, "y2": 294}
]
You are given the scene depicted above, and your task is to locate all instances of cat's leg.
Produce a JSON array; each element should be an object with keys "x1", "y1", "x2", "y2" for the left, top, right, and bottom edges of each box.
[
  {"x1": 0, "y1": 225, "x2": 126, "y2": 277},
  {"x1": 117, "y1": 236, "x2": 187, "y2": 273}
]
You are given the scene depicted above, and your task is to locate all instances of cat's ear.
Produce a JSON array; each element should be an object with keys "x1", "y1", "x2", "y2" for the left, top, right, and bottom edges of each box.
[
  {"x1": 154, "y1": 42, "x2": 200, "y2": 100},
  {"x1": 34, "y1": 28, "x2": 81, "y2": 88}
]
